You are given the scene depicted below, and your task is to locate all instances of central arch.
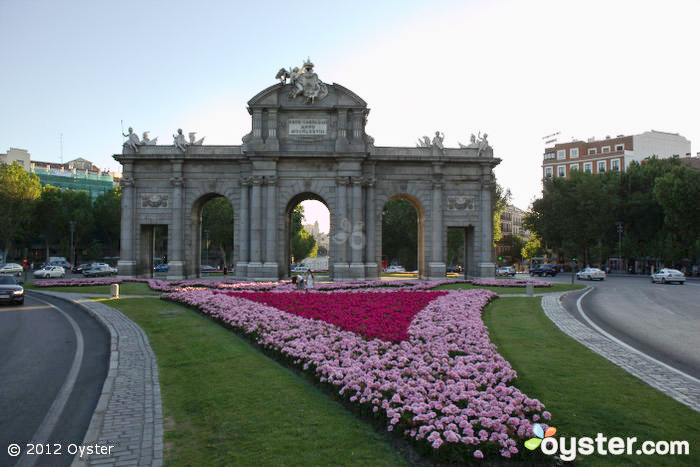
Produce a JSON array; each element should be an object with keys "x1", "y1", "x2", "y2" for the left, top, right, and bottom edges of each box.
[
  {"x1": 380, "y1": 194, "x2": 426, "y2": 279},
  {"x1": 187, "y1": 192, "x2": 235, "y2": 278},
  {"x1": 284, "y1": 192, "x2": 332, "y2": 279}
]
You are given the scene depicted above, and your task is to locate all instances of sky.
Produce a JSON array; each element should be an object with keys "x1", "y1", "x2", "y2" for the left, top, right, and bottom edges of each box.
[{"x1": 2, "y1": 0, "x2": 699, "y2": 234}]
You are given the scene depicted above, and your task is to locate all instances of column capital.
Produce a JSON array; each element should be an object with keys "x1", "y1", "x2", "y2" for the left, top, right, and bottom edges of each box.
[
  {"x1": 362, "y1": 176, "x2": 376, "y2": 188},
  {"x1": 251, "y1": 176, "x2": 264, "y2": 186},
  {"x1": 350, "y1": 176, "x2": 363, "y2": 186},
  {"x1": 120, "y1": 176, "x2": 134, "y2": 187},
  {"x1": 432, "y1": 180, "x2": 444, "y2": 189},
  {"x1": 265, "y1": 175, "x2": 278, "y2": 186},
  {"x1": 169, "y1": 176, "x2": 184, "y2": 187},
  {"x1": 336, "y1": 176, "x2": 350, "y2": 186}
]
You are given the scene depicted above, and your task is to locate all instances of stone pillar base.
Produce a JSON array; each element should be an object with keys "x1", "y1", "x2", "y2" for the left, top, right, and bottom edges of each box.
[
  {"x1": 427, "y1": 262, "x2": 446, "y2": 281},
  {"x1": 349, "y1": 262, "x2": 365, "y2": 281},
  {"x1": 117, "y1": 260, "x2": 137, "y2": 278},
  {"x1": 478, "y1": 262, "x2": 496, "y2": 279},
  {"x1": 364, "y1": 262, "x2": 380, "y2": 281},
  {"x1": 260, "y1": 262, "x2": 279, "y2": 281},
  {"x1": 333, "y1": 262, "x2": 351, "y2": 281},
  {"x1": 235, "y1": 262, "x2": 248, "y2": 280},
  {"x1": 166, "y1": 260, "x2": 185, "y2": 280}
]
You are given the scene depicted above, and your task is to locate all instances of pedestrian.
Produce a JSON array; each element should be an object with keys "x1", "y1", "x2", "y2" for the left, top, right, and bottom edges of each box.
[
  {"x1": 223, "y1": 265, "x2": 228, "y2": 276},
  {"x1": 304, "y1": 269, "x2": 315, "y2": 290},
  {"x1": 295, "y1": 274, "x2": 305, "y2": 290}
]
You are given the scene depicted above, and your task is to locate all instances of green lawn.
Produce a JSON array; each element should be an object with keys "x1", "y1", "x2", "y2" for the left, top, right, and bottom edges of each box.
[
  {"x1": 483, "y1": 297, "x2": 700, "y2": 465},
  {"x1": 103, "y1": 298, "x2": 408, "y2": 466},
  {"x1": 435, "y1": 282, "x2": 585, "y2": 294}
]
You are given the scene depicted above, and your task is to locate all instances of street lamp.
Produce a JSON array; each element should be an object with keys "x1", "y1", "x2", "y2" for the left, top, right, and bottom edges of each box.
[
  {"x1": 69, "y1": 220, "x2": 76, "y2": 270},
  {"x1": 203, "y1": 228, "x2": 210, "y2": 267},
  {"x1": 616, "y1": 221, "x2": 623, "y2": 272}
]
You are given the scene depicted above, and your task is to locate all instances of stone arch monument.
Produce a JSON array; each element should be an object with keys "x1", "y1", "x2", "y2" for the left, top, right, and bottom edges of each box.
[{"x1": 115, "y1": 60, "x2": 500, "y2": 281}]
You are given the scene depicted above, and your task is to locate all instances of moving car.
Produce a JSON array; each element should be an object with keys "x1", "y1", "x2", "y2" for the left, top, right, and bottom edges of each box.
[
  {"x1": 576, "y1": 267, "x2": 606, "y2": 281},
  {"x1": 33, "y1": 265, "x2": 66, "y2": 279},
  {"x1": 496, "y1": 266, "x2": 516, "y2": 277},
  {"x1": 0, "y1": 262, "x2": 24, "y2": 277},
  {"x1": 529, "y1": 264, "x2": 558, "y2": 277},
  {"x1": 200, "y1": 265, "x2": 217, "y2": 272},
  {"x1": 384, "y1": 265, "x2": 406, "y2": 273},
  {"x1": 650, "y1": 268, "x2": 685, "y2": 285},
  {"x1": 0, "y1": 275, "x2": 24, "y2": 305},
  {"x1": 83, "y1": 264, "x2": 117, "y2": 277}
]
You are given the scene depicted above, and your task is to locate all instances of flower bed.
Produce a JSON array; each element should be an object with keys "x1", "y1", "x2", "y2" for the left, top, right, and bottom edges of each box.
[{"x1": 163, "y1": 287, "x2": 550, "y2": 460}]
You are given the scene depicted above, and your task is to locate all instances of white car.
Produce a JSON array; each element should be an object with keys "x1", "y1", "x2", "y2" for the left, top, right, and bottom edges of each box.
[
  {"x1": 576, "y1": 267, "x2": 606, "y2": 281},
  {"x1": 291, "y1": 265, "x2": 309, "y2": 274},
  {"x1": 384, "y1": 265, "x2": 406, "y2": 273},
  {"x1": 650, "y1": 268, "x2": 685, "y2": 285},
  {"x1": 496, "y1": 266, "x2": 516, "y2": 277},
  {"x1": 0, "y1": 263, "x2": 24, "y2": 277},
  {"x1": 33, "y1": 265, "x2": 66, "y2": 279}
]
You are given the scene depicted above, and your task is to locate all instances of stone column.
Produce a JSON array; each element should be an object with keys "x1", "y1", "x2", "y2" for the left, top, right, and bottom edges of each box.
[
  {"x1": 117, "y1": 162, "x2": 136, "y2": 277},
  {"x1": 235, "y1": 177, "x2": 251, "y2": 279},
  {"x1": 262, "y1": 176, "x2": 278, "y2": 279},
  {"x1": 479, "y1": 174, "x2": 496, "y2": 278},
  {"x1": 428, "y1": 179, "x2": 446, "y2": 279},
  {"x1": 167, "y1": 161, "x2": 185, "y2": 279},
  {"x1": 252, "y1": 109, "x2": 263, "y2": 142},
  {"x1": 333, "y1": 176, "x2": 350, "y2": 279},
  {"x1": 349, "y1": 176, "x2": 365, "y2": 280},
  {"x1": 248, "y1": 176, "x2": 264, "y2": 277},
  {"x1": 363, "y1": 177, "x2": 378, "y2": 280}
]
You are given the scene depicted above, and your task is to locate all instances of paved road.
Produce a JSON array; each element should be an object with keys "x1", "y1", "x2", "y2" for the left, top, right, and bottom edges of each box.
[
  {"x1": 532, "y1": 273, "x2": 700, "y2": 380},
  {"x1": 0, "y1": 292, "x2": 109, "y2": 467}
]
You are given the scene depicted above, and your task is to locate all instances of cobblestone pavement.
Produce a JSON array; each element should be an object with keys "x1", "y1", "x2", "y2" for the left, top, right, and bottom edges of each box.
[
  {"x1": 539, "y1": 291, "x2": 700, "y2": 412},
  {"x1": 31, "y1": 291, "x2": 163, "y2": 467}
]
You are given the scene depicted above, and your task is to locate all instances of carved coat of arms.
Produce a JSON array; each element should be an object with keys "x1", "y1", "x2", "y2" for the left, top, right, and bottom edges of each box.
[{"x1": 276, "y1": 59, "x2": 328, "y2": 104}]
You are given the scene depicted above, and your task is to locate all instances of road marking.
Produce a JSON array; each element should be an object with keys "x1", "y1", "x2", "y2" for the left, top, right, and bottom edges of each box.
[
  {"x1": 15, "y1": 295, "x2": 85, "y2": 467},
  {"x1": 575, "y1": 287, "x2": 700, "y2": 385}
]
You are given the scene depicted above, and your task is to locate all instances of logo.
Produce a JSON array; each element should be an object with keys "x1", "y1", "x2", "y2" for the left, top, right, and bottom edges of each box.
[{"x1": 525, "y1": 423, "x2": 557, "y2": 450}]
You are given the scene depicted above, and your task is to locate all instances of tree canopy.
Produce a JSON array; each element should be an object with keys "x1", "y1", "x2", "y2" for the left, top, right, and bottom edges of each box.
[{"x1": 0, "y1": 162, "x2": 42, "y2": 258}]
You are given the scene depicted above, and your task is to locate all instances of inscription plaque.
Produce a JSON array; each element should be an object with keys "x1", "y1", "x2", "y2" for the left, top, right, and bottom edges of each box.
[{"x1": 288, "y1": 118, "x2": 327, "y2": 136}]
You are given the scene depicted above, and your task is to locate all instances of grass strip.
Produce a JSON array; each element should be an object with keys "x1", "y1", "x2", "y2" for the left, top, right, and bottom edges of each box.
[
  {"x1": 436, "y1": 282, "x2": 585, "y2": 294},
  {"x1": 26, "y1": 282, "x2": 160, "y2": 296},
  {"x1": 483, "y1": 297, "x2": 700, "y2": 465},
  {"x1": 103, "y1": 298, "x2": 408, "y2": 466}
]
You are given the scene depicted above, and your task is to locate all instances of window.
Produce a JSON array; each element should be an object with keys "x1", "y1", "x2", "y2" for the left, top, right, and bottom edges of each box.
[
  {"x1": 544, "y1": 152, "x2": 555, "y2": 160},
  {"x1": 598, "y1": 160, "x2": 606, "y2": 172},
  {"x1": 558, "y1": 165, "x2": 566, "y2": 177},
  {"x1": 569, "y1": 163, "x2": 579, "y2": 172},
  {"x1": 615, "y1": 144, "x2": 624, "y2": 152},
  {"x1": 570, "y1": 148, "x2": 579, "y2": 158},
  {"x1": 583, "y1": 162, "x2": 592, "y2": 173},
  {"x1": 544, "y1": 167, "x2": 553, "y2": 177},
  {"x1": 611, "y1": 159, "x2": 620, "y2": 171},
  {"x1": 588, "y1": 148, "x2": 597, "y2": 155},
  {"x1": 557, "y1": 149, "x2": 566, "y2": 160},
  {"x1": 602, "y1": 146, "x2": 611, "y2": 153}
]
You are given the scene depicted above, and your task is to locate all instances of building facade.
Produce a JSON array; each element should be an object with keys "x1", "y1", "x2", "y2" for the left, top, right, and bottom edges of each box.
[{"x1": 542, "y1": 130, "x2": 691, "y2": 179}]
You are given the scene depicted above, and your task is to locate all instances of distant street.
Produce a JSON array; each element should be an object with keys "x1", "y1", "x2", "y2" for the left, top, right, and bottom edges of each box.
[
  {"x1": 543, "y1": 273, "x2": 700, "y2": 380},
  {"x1": 0, "y1": 292, "x2": 109, "y2": 467}
]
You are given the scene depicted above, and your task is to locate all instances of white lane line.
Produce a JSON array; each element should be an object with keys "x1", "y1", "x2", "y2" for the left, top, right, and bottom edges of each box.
[
  {"x1": 575, "y1": 287, "x2": 700, "y2": 385},
  {"x1": 15, "y1": 295, "x2": 85, "y2": 467}
]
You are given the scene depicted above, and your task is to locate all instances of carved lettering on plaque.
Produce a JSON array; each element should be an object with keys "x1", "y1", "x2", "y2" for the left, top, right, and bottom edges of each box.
[
  {"x1": 288, "y1": 119, "x2": 328, "y2": 136},
  {"x1": 447, "y1": 195, "x2": 475, "y2": 211}
]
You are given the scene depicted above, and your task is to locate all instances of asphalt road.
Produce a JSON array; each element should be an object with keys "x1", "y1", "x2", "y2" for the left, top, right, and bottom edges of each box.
[
  {"x1": 0, "y1": 292, "x2": 109, "y2": 467},
  {"x1": 540, "y1": 273, "x2": 700, "y2": 380}
]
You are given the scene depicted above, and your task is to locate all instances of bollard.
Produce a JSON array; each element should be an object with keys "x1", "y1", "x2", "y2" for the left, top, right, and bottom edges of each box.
[
  {"x1": 111, "y1": 283, "x2": 119, "y2": 298},
  {"x1": 526, "y1": 281, "x2": 534, "y2": 297}
]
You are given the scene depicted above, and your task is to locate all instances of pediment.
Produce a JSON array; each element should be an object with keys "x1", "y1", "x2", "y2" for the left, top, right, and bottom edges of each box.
[{"x1": 248, "y1": 82, "x2": 367, "y2": 110}]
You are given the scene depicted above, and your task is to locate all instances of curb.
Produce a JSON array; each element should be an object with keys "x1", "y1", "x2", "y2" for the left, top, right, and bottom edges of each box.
[{"x1": 29, "y1": 290, "x2": 164, "y2": 466}]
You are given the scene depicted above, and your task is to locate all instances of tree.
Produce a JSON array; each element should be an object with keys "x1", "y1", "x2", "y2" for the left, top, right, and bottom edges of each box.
[
  {"x1": 0, "y1": 163, "x2": 42, "y2": 259},
  {"x1": 493, "y1": 183, "x2": 511, "y2": 246},
  {"x1": 521, "y1": 233, "x2": 544, "y2": 261},
  {"x1": 202, "y1": 196, "x2": 234, "y2": 267},
  {"x1": 290, "y1": 205, "x2": 316, "y2": 261},
  {"x1": 92, "y1": 187, "x2": 121, "y2": 258},
  {"x1": 381, "y1": 198, "x2": 418, "y2": 270}
]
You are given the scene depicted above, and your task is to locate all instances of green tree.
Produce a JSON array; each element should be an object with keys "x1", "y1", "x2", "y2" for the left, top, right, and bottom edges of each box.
[
  {"x1": 202, "y1": 196, "x2": 234, "y2": 267},
  {"x1": 92, "y1": 187, "x2": 121, "y2": 258},
  {"x1": 290, "y1": 205, "x2": 316, "y2": 262},
  {"x1": 498, "y1": 234, "x2": 526, "y2": 264},
  {"x1": 381, "y1": 198, "x2": 418, "y2": 270},
  {"x1": 521, "y1": 233, "x2": 544, "y2": 261},
  {"x1": 0, "y1": 162, "x2": 42, "y2": 259},
  {"x1": 493, "y1": 183, "x2": 511, "y2": 246}
]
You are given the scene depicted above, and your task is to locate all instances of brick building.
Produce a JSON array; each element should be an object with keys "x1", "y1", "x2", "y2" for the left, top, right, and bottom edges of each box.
[{"x1": 542, "y1": 130, "x2": 691, "y2": 179}]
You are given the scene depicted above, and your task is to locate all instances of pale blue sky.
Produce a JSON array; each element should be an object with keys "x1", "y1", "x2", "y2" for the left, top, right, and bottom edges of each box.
[{"x1": 2, "y1": 0, "x2": 698, "y2": 231}]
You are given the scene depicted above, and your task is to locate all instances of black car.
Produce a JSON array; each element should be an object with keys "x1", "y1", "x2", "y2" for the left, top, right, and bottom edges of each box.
[
  {"x1": 530, "y1": 264, "x2": 558, "y2": 277},
  {"x1": 0, "y1": 275, "x2": 24, "y2": 305}
]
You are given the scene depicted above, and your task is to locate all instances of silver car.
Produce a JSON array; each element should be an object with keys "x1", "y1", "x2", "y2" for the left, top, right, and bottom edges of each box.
[
  {"x1": 650, "y1": 268, "x2": 685, "y2": 285},
  {"x1": 0, "y1": 262, "x2": 24, "y2": 277}
]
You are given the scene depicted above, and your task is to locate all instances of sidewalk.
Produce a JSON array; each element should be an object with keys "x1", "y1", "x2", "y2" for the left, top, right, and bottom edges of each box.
[{"x1": 31, "y1": 290, "x2": 163, "y2": 467}]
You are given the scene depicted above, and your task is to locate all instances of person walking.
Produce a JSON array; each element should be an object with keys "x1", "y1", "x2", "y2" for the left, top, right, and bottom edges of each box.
[{"x1": 304, "y1": 270, "x2": 315, "y2": 290}]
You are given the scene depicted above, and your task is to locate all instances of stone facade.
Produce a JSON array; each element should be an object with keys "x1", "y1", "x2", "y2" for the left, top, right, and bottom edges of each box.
[{"x1": 114, "y1": 67, "x2": 500, "y2": 281}]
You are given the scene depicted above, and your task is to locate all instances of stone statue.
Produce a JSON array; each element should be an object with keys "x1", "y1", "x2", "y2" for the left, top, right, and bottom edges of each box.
[
  {"x1": 122, "y1": 127, "x2": 140, "y2": 152},
  {"x1": 459, "y1": 134, "x2": 479, "y2": 149},
  {"x1": 279, "y1": 59, "x2": 328, "y2": 104},
  {"x1": 173, "y1": 128, "x2": 188, "y2": 152},
  {"x1": 416, "y1": 136, "x2": 431, "y2": 148},
  {"x1": 432, "y1": 131, "x2": 445, "y2": 150},
  {"x1": 142, "y1": 131, "x2": 158, "y2": 145},
  {"x1": 189, "y1": 132, "x2": 205, "y2": 145},
  {"x1": 477, "y1": 131, "x2": 490, "y2": 157}
]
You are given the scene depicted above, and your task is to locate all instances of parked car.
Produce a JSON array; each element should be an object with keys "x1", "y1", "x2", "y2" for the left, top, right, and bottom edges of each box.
[
  {"x1": 51, "y1": 260, "x2": 71, "y2": 269},
  {"x1": 530, "y1": 264, "x2": 558, "y2": 277},
  {"x1": 650, "y1": 268, "x2": 685, "y2": 285},
  {"x1": 83, "y1": 265, "x2": 117, "y2": 277},
  {"x1": 0, "y1": 262, "x2": 24, "y2": 277},
  {"x1": 154, "y1": 263, "x2": 168, "y2": 272},
  {"x1": 72, "y1": 263, "x2": 92, "y2": 274},
  {"x1": 384, "y1": 265, "x2": 406, "y2": 273},
  {"x1": 33, "y1": 265, "x2": 66, "y2": 279},
  {"x1": 576, "y1": 267, "x2": 606, "y2": 281},
  {"x1": 291, "y1": 265, "x2": 309, "y2": 273},
  {"x1": 496, "y1": 266, "x2": 516, "y2": 277},
  {"x1": 0, "y1": 275, "x2": 24, "y2": 305},
  {"x1": 200, "y1": 265, "x2": 217, "y2": 272}
]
